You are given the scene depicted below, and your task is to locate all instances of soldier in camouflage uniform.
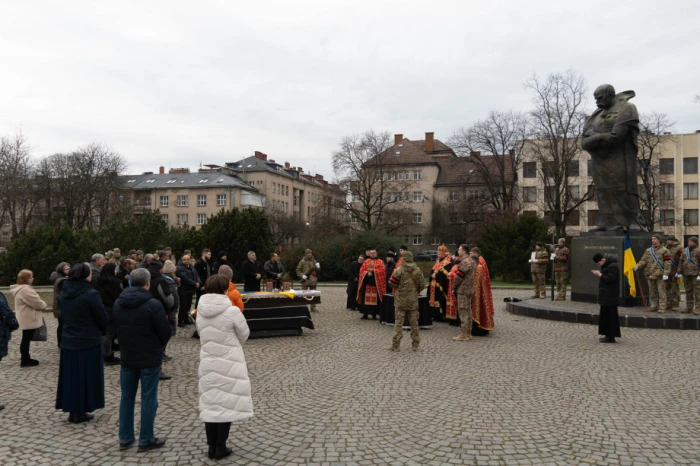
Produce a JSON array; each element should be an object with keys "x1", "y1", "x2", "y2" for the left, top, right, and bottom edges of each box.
[
  {"x1": 677, "y1": 236, "x2": 700, "y2": 315},
  {"x1": 388, "y1": 251, "x2": 425, "y2": 351},
  {"x1": 451, "y1": 244, "x2": 477, "y2": 341},
  {"x1": 529, "y1": 242, "x2": 549, "y2": 299},
  {"x1": 553, "y1": 238, "x2": 570, "y2": 301},
  {"x1": 665, "y1": 236, "x2": 683, "y2": 311},
  {"x1": 296, "y1": 249, "x2": 320, "y2": 312},
  {"x1": 634, "y1": 234, "x2": 671, "y2": 313}
]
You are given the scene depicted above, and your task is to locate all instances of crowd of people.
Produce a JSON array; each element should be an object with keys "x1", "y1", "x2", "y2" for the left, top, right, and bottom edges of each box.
[{"x1": 348, "y1": 243, "x2": 495, "y2": 350}]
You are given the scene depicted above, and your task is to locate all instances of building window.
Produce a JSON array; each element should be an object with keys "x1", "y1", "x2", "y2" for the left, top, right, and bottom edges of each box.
[
  {"x1": 216, "y1": 194, "x2": 227, "y2": 206},
  {"x1": 523, "y1": 162, "x2": 536, "y2": 178},
  {"x1": 684, "y1": 158, "x2": 698, "y2": 174},
  {"x1": 430, "y1": 237, "x2": 439, "y2": 245},
  {"x1": 413, "y1": 213, "x2": 422, "y2": 224},
  {"x1": 1, "y1": 216, "x2": 8, "y2": 226},
  {"x1": 567, "y1": 185, "x2": 580, "y2": 200},
  {"x1": 413, "y1": 235, "x2": 423, "y2": 245},
  {"x1": 1, "y1": 232, "x2": 9, "y2": 242},
  {"x1": 587, "y1": 210, "x2": 598, "y2": 226},
  {"x1": 522, "y1": 186, "x2": 537, "y2": 203},
  {"x1": 449, "y1": 191, "x2": 459, "y2": 201},
  {"x1": 543, "y1": 161, "x2": 556, "y2": 178},
  {"x1": 660, "y1": 209, "x2": 674, "y2": 226},
  {"x1": 350, "y1": 213, "x2": 357, "y2": 224},
  {"x1": 294, "y1": 195, "x2": 299, "y2": 206},
  {"x1": 449, "y1": 214, "x2": 458, "y2": 224},
  {"x1": 413, "y1": 192, "x2": 422, "y2": 202},
  {"x1": 659, "y1": 158, "x2": 674, "y2": 175},
  {"x1": 397, "y1": 172, "x2": 403, "y2": 181},
  {"x1": 159, "y1": 196, "x2": 169, "y2": 207},
  {"x1": 403, "y1": 192, "x2": 410, "y2": 202},
  {"x1": 685, "y1": 209, "x2": 699, "y2": 226},
  {"x1": 566, "y1": 211, "x2": 580, "y2": 226},
  {"x1": 197, "y1": 213, "x2": 207, "y2": 225},
  {"x1": 177, "y1": 195, "x2": 189, "y2": 207},
  {"x1": 545, "y1": 186, "x2": 557, "y2": 203},
  {"x1": 568, "y1": 161, "x2": 579, "y2": 177},
  {"x1": 587, "y1": 159, "x2": 593, "y2": 177},
  {"x1": 197, "y1": 194, "x2": 207, "y2": 206},
  {"x1": 161, "y1": 214, "x2": 169, "y2": 223},
  {"x1": 587, "y1": 184, "x2": 595, "y2": 198},
  {"x1": 660, "y1": 183, "x2": 674, "y2": 200},
  {"x1": 413, "y1": 170, "x2": 422, "y2": 180},
  {"x1": 177, "y1": 214, "x2": 188, "y2": 225},
  {"x1": 683, "y1": 183, "x2": 698, "y2": 200}
]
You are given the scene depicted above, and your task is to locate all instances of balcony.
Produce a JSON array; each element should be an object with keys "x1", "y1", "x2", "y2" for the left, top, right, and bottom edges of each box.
[{"x1": 133, "y1": 202, "x2": 152, "y2": 213}]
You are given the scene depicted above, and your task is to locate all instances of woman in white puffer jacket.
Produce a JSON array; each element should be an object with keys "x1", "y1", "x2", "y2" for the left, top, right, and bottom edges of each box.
[{"x1": 196, "y1": 275, "x2": 253, "y2": 460}]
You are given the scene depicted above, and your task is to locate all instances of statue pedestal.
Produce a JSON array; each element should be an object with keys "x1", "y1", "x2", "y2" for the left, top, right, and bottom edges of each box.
[{"x1": 570, "y1": 232, "x2": 656, "y2": 307}]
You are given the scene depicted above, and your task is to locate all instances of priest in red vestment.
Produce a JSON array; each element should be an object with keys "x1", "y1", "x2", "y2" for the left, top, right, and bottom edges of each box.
[
  {"x1": 470, "y1": 248, "x2": 494, "y2": 335},
  {"x1": 356, "y1": 249, "x2": 387, "y2": 320},
  {"x1": 429, "y1": 245, "x2": 454, "y2": 318}
]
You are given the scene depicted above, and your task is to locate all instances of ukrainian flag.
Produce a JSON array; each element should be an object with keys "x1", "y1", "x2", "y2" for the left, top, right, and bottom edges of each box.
[{"x1": 623, "y1": 232, "x2": 637, "y2": 297}]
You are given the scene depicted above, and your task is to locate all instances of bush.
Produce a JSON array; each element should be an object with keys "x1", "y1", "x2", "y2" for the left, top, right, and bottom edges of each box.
[{"x1": 477, "y1": 214, "x2": 550, "y2": 281}]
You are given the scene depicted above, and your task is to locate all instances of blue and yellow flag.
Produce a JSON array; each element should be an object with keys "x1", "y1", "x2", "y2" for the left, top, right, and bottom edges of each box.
[{"x1": 623, "y1": 232, "x2": 637, "y2": 297}]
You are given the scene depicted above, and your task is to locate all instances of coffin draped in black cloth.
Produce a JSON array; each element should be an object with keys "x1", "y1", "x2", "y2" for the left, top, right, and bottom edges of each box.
[
  {"x1": 380, "y1": 294, "x2": 433, "y2": 328},
  {"x1": 243, "y1": 305, "x2": 315, "y2": 332}
]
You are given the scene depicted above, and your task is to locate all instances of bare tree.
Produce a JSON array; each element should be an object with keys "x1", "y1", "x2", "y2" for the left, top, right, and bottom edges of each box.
[
  {"x1": 332, "y1": 130, "x2": 418, "y2": 234},
  {"x1": 525, "y1": 70, "x2": 593, "y2": 238},
  {"x1": 267, "y1": 206, "x2": 307, "y2": 246},
  {"x1": 0, "y1": 132, "x2": 42, "y2": 237},
  {"x1": 636, "y1": 113, "x2": 676, "y2": 231},
  {"x1": 40, "y1": 143, "x2": 127, "y2": 229},
  {"x1": 448, "y1": 111, "x2": 530, "y2": 212},
  {"x1": 430, "y1": 196, "x2": 486, "y2": 246}
]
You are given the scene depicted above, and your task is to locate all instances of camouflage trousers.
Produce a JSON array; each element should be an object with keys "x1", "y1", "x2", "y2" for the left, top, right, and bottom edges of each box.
[
  {"x1": 307, "y1": 284, "x2": 318, "y2": 312},
  {"x1": 682, "y1": 277, "x2": 700, "y2": 312},
  {"x1": 458, "y1": 296, "x2": 473, "y2": 337},
  {"x1": 392, "y1": 308, "x2": 419, "y2": 349},
  {"x1": 665, "y1": 278, "x2": 680, "y2": 310},
  {"x1": 532, "y1": 273, "x2": 546, "y2": 297},
  {"x1": 555, "y1": 271, "x2": 568, "y2": 300},
  {"x1": 647, "y1": 278, "x2": 666, "y2": 312}
]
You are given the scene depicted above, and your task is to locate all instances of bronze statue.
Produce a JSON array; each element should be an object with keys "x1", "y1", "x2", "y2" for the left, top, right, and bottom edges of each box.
[{"x1": 582, "y1": 84, "x2": 640, "y2": 231}]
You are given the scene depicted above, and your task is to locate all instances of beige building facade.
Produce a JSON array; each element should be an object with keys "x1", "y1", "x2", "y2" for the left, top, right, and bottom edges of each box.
[{"x1": 518, "y1": 132, "x2": 700, "y2": 242}]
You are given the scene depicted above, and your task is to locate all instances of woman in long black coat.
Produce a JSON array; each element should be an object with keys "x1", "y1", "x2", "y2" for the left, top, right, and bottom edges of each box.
[{"x1": 591, "y1": 253, "x2": 622, "y2": 343}]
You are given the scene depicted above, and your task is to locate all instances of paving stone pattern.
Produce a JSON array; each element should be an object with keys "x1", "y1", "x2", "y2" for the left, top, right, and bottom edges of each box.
[{"x1": 1, "y1": 287, "x2": 699, "y2": 465}]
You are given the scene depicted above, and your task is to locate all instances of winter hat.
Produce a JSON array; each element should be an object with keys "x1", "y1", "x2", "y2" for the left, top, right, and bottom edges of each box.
[
  {"x1": 69, "y1": 262, "x2": 91, "y2": 281},
  {"x1": 536, "y1": 242, "x2": 544, "y2": 248},
  {"x1": 690, "y1": 236, "x2": 699, "y2": 245},
  {"x1": 163, "y1": 260, "x2": 176, "y2": 274},
  {"x1": 402, "y1": 251, "x2": 414, "y2": 263},
  {"x1": 592, "y1": 253, "x2": 605, "y2": 263},
  {"x1": 305, "y1": 249, "x2": 312, "y2": 255},
  {"x1": 652, "y1": 234, "x2": 662, "y2": 242},
  {"x1": 666, "y1": 235, "x2": 678, "y2": 242}
]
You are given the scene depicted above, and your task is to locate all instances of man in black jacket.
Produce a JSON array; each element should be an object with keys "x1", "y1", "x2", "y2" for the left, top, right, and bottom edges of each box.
[
  {"x1": 242, "y1": 251, "x2": 264, "y2": 291},
  {"x1": 147, "y1": 261, "x2": 174, "y2": 379},
  {"x1": 113, "y1": 268, "x2": 171, "y2": 452},
  {"x1": 194, "y1": 249, "x2": 212, "y2": 307},
  {"x1": 176, "y1": 254, "x2": 200, "y2": 327},
  {"x1": 591, "y1": 253, "x2": 621, "y2": 343},
  {"x1": 263, "y1": 253, "x2": 285, "y2": 289}
]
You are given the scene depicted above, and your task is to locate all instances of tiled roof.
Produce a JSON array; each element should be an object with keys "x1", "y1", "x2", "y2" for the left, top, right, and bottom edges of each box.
[
  {"x1": 129, "y1": 172, "x2": 257, "y2": 191},
  {"x1": 434, "y1": 154, "x2": 516, "y2": 186},
  {"x1": 413, "y1": 139, "x2": 455, "y2": 155},
  {"x1": 365, "y1": 139, "x2": 439, "y2": 167}
]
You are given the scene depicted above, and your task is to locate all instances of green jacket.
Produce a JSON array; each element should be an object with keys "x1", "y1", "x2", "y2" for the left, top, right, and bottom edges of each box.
[
  {"x1": 636, "y1": 245, "x2": 671, "y2": 279},
  {"x1": 389, "y1": 259, "x2": 425, "y2": 311},
  {"x1": 296, "y1": 256, "x2": 319, "y2": 286}
]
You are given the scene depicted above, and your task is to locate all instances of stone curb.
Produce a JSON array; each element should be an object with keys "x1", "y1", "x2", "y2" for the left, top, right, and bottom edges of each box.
[{"x1": 506, "y1": 301, "x2": 700, "y2": 330}]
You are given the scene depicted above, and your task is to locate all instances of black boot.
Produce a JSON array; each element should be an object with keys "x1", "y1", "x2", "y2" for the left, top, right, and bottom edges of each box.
[
  {"x1": 204, "y1": 423, "x2": 216, "y2": 459},
  {"x1": 214, "y1": 423, "x2": 232, "y2": 460}
]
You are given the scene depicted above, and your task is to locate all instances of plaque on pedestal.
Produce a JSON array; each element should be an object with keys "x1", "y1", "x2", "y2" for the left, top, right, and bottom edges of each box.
[{"x1": 571, "y1": 231, "x2": 656, "y2": 307}]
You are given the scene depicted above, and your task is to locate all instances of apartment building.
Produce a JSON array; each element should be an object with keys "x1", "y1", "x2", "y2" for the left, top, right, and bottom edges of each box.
[
  {"x1": 518, "y1": 132, "x2": 700, "y2": 242},
  {"x1": 128, "y1": 166, "x2": 263, "y2": 228},
  {"x1": 225, "y1": 151, "x2": 344, "y2": 226},
  {"x1": 352, "y1": 132, "x2": 510, "y2": 249}
]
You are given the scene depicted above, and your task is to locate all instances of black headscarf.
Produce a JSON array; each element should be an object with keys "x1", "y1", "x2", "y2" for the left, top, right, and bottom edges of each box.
[{"x1": 68, "y1": 262, "x2": 91, "y2": 281}]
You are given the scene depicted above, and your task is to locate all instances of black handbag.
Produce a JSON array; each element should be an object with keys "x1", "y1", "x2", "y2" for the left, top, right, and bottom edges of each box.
[{"x1": 32, "y1": 318, "x2": 48, "y2": 342}]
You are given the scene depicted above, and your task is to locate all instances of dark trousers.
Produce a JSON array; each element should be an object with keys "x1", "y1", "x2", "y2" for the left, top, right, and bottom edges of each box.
[
  {"x1": 57, "y1": 318, "x2": 63, "y2": 347},
  {"x1": 119, "y1": 365, "x2": 161, "y2": 446},
  {"x1": 204, "y1": 422, "x2": 231, "y2": 450},
  {"x1": 599, "y1": 305, "x2": 621, "y2": 338},
  {"x1": 178, "y1": 292, "x2": 194, "y2": 326},
  {"x1": 102, "y1": 307, "x2": 115, "y2": 358},
  {"x1": 195, "y1": 289, "x2": 205, "y2": 310},
  {"x1": 20, "y1": 329, "x2": 36, "y2": 362}
]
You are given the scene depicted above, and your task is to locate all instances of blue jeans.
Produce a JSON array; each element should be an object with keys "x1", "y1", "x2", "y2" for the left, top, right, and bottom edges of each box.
[{"x1": 118, "y1": 365, "x2": 161, "y2": 446}]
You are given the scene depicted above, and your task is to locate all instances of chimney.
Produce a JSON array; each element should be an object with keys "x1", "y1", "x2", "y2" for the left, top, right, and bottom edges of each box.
[
  {"x1": 508, "y1": 149, "x2": 515, "y2": 156},
  {"x1": 315, "y1": 174, "x2": 324, "y2": 182},
  {"x1": 285, "y1": 162, "x2": 290, "y2": 169},
  {"x1": 254, "y1": 151, "x2": 267, "y2": 161},
  {"x1": 394, "y1": 134, "x2": 403, "y2": 145},
  {"x1": 269, "y1": 159, "x2": 276, "y2": 163},
  {"x1": 470, "y1": 151, "x2": 481, "y2": 157},
  {"x1": 159, "y1": 166, "x2": 165, "y2": 175},
  {"x1": 169, "y1": 168, "x2": 190, "y2": 174},
  {"x1": 425, "y1": 132, "x2": 434, "y2": 153}
]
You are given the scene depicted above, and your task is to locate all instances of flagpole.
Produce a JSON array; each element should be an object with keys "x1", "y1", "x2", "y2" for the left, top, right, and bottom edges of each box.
[{"x1": 634, "y1": 269, "x2": 647, "y2": 309}]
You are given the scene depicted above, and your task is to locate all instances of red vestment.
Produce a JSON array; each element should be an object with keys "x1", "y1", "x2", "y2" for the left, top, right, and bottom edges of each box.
[
  {"x1": 356, "y1": 258, "x2": 387, "y2": 304},
  {"x1": 471, "y1": 257, "x2": 495, "y2": 331}
]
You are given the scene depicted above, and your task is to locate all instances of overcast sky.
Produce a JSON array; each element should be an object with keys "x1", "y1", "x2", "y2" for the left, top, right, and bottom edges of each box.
[{"x1": 1, "y1": 0, "x2": 698, "y2": 180}]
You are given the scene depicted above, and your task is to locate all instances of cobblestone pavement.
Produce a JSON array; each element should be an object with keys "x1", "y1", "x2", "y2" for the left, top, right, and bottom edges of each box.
[{"x1": 1, "y1": 287, "x2": 699, "y2": 466}]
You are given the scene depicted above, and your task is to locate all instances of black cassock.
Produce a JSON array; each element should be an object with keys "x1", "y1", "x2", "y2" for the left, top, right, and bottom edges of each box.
[{"x1": 346, "y1": 261, "x2": 362, "y2": 310}]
